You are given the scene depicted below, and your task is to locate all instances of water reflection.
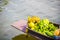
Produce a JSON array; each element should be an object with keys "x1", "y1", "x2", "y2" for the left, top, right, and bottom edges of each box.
[{"x1": 12, "y1": 34, "x2": 38, "y2": 40}]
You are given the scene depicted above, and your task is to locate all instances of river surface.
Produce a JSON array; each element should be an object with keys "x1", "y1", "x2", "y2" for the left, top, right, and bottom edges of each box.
[{"x1": 0, "y1": 0, "x2": 60, "y2": 40}]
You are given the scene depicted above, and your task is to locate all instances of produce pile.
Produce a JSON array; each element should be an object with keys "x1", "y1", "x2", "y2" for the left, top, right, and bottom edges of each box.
[{"x1": 28, "y1": 16, "x2": 58, "y2": 37}]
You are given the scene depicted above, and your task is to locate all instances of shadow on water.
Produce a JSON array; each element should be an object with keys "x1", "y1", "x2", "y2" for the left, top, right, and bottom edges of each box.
[{"x1": 12, "y1": 34, "x2": 38, "y2": 40}]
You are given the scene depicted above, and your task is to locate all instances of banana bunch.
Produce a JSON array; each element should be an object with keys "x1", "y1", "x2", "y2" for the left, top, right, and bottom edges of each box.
[
  {"x1": 28, "y1": 16, "x2": 40, "y2": 30},
  {"x1": 28, "y1": 16, "x2": 40, "y2": 23}
]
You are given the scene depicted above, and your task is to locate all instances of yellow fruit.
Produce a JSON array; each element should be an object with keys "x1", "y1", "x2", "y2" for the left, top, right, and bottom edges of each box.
[
  {"x1": 28, "y1": 16, "x2": 40, "y2": 23},
  {"x1": 54, "y1": 29, "x2": 60, "y2": 36},
  {"x1": 28, "y1": 22, "x2": 35, "y2": 28},
  {"x1": 31, "y1": 18, "x2": 35, "y2": 23},
  {"x1": 28, "y1": 16, "x2": 31, "y2": 23},
  {"x1": 31, "y1": 27, "x2": 35, "y2": 30},
  {"x1": 35, "y1": 18, "x2": 40, "y2": 22},
  {"x1": 32, "y1": 16, "x2": 40, "y2": 23},
  {"x1": 31, "y1": 16, "x2": 36, "y2": 23}
]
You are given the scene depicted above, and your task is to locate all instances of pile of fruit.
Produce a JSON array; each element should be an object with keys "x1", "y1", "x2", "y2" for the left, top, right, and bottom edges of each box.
[{"x1": 28, "y1": 16, "x2": 58, "y2": 37}]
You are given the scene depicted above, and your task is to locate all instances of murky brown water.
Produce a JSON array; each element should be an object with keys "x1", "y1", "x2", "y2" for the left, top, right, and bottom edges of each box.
[{"x1": 12, "y1": 34, "x2": 39, "y2": 40}]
